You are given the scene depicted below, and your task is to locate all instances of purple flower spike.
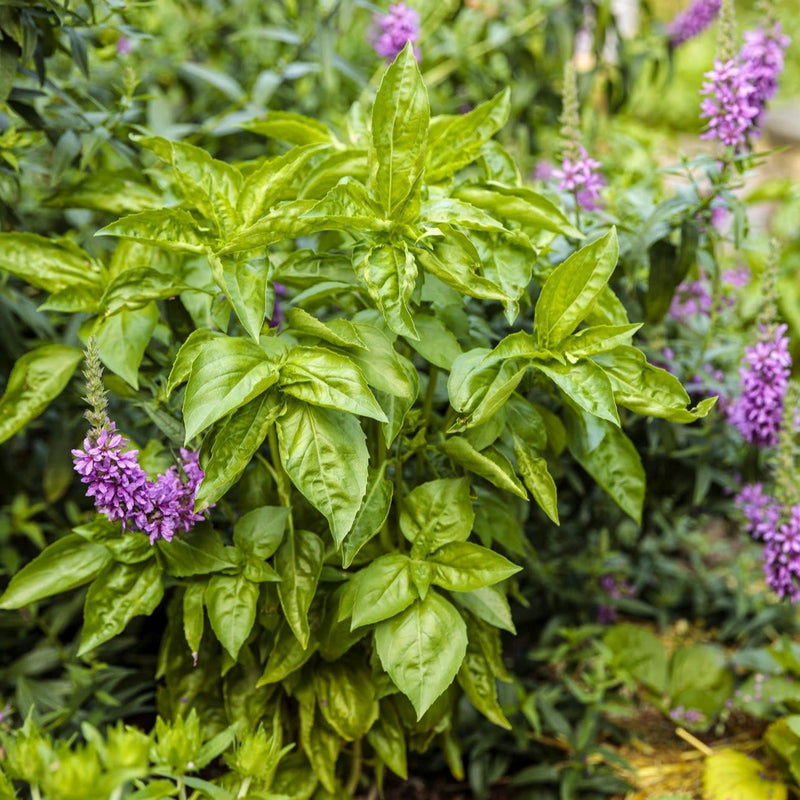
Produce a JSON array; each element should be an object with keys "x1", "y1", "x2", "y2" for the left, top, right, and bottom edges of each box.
[
  {"x1": 739, "y1": 23, "x2": 791, "y2": 134},
  {"x1": 553, "y1": 146, "x2": 605, "y2": 211},
  {"x1": 727, "y1": 324, "x2": 791, "y2": 448},
  {"x1": 372, "y1": 3, "x2": 421, "y2": 61},
  {"x1": 666, "y1": 0, "x2": 722, "y2": 47},
  {"x1": 72, "y1": 417, "x2": 209, "y2": 543},
  {"x1": 700, "y1": 57, "x2": 760, "y2": 150}
]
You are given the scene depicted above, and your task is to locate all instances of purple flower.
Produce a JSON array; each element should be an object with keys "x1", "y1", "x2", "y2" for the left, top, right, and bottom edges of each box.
[
  {"x1": 553, "y1": 146, "x2": 605, "y2": 211},
  {"x1": 372, "y1": 3, "x2": 421, "y2": 61},
  {"x1": 72, "y1": 418, "x2": 208, "y2": 544},
  {"x1": 700, "y1": 57, "x2": 760, "y2": 150},
  {"x1": 727, "y1": 324, "x2": 791, "y2": 448},
  {"x1": 669, "y1": 278, "x2": 713, "y2": 323},
  {"x1": 739, "y1": 23, "x2": 790, "y2": 133},
  {"x1": 116, "y1": 36, "x2": 132, "y2": 56},
  {"x1": 666, "y1": 0, "x2": 722, "y2": 47},
  {"x1": 268, "y1": 282, "x2": 287, "y2": 329},
  {"x1": 754, "y1": 502, "x2": 800, "y2": 602}
]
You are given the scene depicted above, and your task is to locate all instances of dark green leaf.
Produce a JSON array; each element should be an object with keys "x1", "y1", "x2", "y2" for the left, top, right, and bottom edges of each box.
[
  {"x1": 276, "y1": 529, "x2": 324, "y2": 648},
  {"x1": 205, "y1": 573, "x2": 259, "y2": 660}
]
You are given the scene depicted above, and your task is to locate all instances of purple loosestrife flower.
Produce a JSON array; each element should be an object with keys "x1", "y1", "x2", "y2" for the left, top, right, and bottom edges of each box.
[
  {"x1": 553, "y1": 146, "x2": 605, "y2": 211},
  {"x1": 727, "y1": 324, "x2": 791, "y2": 448},
  {"x1": 700, "y1": 57, "x2": 760, "y2": 150},
  {"x1": 72, "y1": 418, "x2": 208, "y2": 543},
  {"x1": 669, "y1": 278, "x2": 713, "y2": 323},
  {"x1": 372, "y1": 3, "x2": 420, "y2": 61},
  {"x1": 666, "y1": 0, "x2": 722, "y2": 46},
  {"x1": 739, "y1": 23, "x2": 790, "y2": 132}
]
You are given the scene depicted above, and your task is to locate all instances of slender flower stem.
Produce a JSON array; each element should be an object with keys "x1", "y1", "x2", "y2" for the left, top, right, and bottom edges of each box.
[{"x1": 237, "y1": 776, "x2": 252, "y2": 798}]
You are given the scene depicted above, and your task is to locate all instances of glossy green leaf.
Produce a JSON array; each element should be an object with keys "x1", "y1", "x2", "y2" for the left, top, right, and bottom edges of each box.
[
  {"x1": 350, "y1": 553, "x2": 416, "y2": 629},
  {"x1": 532, "y1": 359, "x2": 620, "y2": 426},
  {"x1": 416, "y1": 228, "x2": 509, "y2": 303},
  {"x1": 195, "y1": 392, "x2": 282, "y2": 506},
  {"x1": 218, "y1": 199, "x2": 318, "y2": 254},
  {"x1": 101, "y1": 266, "x2": 195, "y2": 316},
  {"x1": 298, "y1": 696, "x2": 339, "y2": 793},
  {"x1": 136, "y1": 135, "x2": 242, "y2": 234},
  {"x1": 257, "y1": 620, "x2": 318, "y2": 685},
  {"x1": 604, "y1": 623, "x2": 668, "y2": 693},
  {"x1": 439, "y1": 438, "x2": 527, "y2": 499},
  {"x1": 157, "y1": 526, "x2": 241, "y2": 577},
  {"x1": 241, "y1": 112, "x2": 334, "y2": 146},
  {"x1": 448, "y1": 349, "x2": 527, "y2": 429},
  {"x1": 593, "y1": 346, "x2": 717, "y2": 422},
  {"x1": 285, "y1": 308, "x2": 366, "y2": 349},
  {"x1": 513, "y1": 441, "x2": 559, "y2": 525},
  {"x1": 95, "y1": 302, "x2": 160, "y2": 389},
  {"x1": 182, "y1": 336, "x2": 281, "y2": 441},
  {"x1": 0, "y1": 345, "x2": 83, "y2": 445},
  {"x1": 452, "y1": 586, "x2": 515, "y2": 634},
  {"x1": 205, "y1": 573, "x2": 259, "y2": 660},
  {"x1": 429, "y1": 542, "x2": 520, "y2": 592},
  {"x1": 341, "y1": 467, "x2": 393, "y2": 568},
  {"x1": 183, "y1": 582, "x2": 205, "y2": 657},
  {"x1": 375, "y1": 592, "x2": 467, "y2": 719},
  {"x1": 457, "y1": 618, "x2": 511, "y2": 729},
  {"x1": 96, "y1": 209, "x2": 208, "y2": 253},
  {"x1": 239, "y1": 143, "x2": 333, "y2": 226},
  {"x1": 45, "y1": 170, "x2": 163, "y2": 214},
  {"x1": 399, "y1": 478, "x2": 474, "y2": 553},
  {"x1": 345, "y1": 321, "x2": 418, "y2": 400},
  {"x1": 313, "y1": 661, "x2": 379, "y2": 741},
  {"x1": 353, "y1": 242, "x2": 418, "y2": 339},
  {"x1": 405, "y1": 314, "x2": 462, "y2": 370},
  {"x1": 279, "y1": 346, "x2": 387, "y2": 421},
  {"x1": 454, "y1": 183, "x2": 580, "y2": 239},
  {"x1": 302, "y1": 177, "x2": 387, "y2": 232},
  {"x1": 369, "y1": 43, "x2": 429, "y2": 220},
  {"x1": 276, "y1": 529, "x2": 324, "y2": 648},
  {"x1": 276, "y1": 399, "x2": 368, "y2": 545},
  {"x1": 426, "y1": 88, "x2": 510, "y2": 182},
  {"x1": 504, "y1": 395, "x2": 547, "y2": 451},
  {"x1": 565, "y1": 409, "x2": 645, "y2": 524},
  {"x1": 534, "y1": 228, "x2": 619, "y2": 347},
  {"x1": 0, "y1": 534, "x2": 110, "y2": 609},
  {"x1": 557, "y1": 324, "x2": 642, "y2": 360},
  {"x1": 166, "y1": 330, "x2": 223, "y2": 395},
  {"x1": 0, "y1": 233, "x2": 102, "y2": 292},
  {"x1": 79, "y1": 560, "x2": 164, "y2": 655},
  {"x1": 233, "y1": 506, "x2": 289, "y2": 560},
  {"x1": 217, "y1": 255, "x2": 270, "y2": 341},
  {"x1": 645, "y1": 220, "x2": 698, "y2": 323},
  {"x1": 420, "y1": 197, "x2": 506, "y2": 232},
  {"x1": 366, "y1": 700, "x2": 408, "y2": 779}
]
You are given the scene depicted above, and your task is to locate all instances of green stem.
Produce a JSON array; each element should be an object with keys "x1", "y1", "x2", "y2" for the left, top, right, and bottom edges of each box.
[
  {"x1": 421, "y1": 366, "x2": 439, "y2": 428},
  {"x1": 178, "y1": 777, "x2": 187, "y2": 800},
  {"x1": 267, "y1": 426, "x2": 292, "y2": 509},
  {"x1": 237, "y1": 776, "x2": 253, "y2": 799},
  {"x1": 31, "y1": 786, "x2": 42, "y2": 800},
  {"x1": 344, "y1": 738, "x2": 363, "y2": 796}
]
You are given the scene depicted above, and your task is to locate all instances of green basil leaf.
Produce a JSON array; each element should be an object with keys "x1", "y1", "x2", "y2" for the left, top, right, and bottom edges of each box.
[
  {"x1": 95, "y1": 302, "x2": 160, "y2": 390},
  {"x1": 285, "y1": 308, "x2": 367, "y2": 349},
  {"x1": 345, "y1": 321, "x2": 418, "y2": 400},
  {"x1": 556, "y1": 324, "x2": 642, "y2": 360},
  {"x1": 366, "y1": 699, "x2": 408, "y2": 779},
  {"x1": 0, "y1": 345, "x2": 83, "y2": 445},
  {"x1": 350, "y1": 553, "x2": 415, "y2": 629},
  {"x1": 182, "y1": 336, "x2": 281, "y2": 442},
  {"x1": 298, "y1": 695, "x2": 339, "y2": 793},
  {"x1": 375, "y1": 592, "x2": 467, "y2": 720},
  {"x1": 399, "y1": 478, "x2": 474, "y2": 553},
  {"x1": 195, "y1": 392, "x2": 282, "y2": 507},
  {"x1": 452, "y1": 586, "x2": 515, "y2": 634},
  {"x1": 96, "y1": 209, "x2": 209, "y2": 253},
  {"x1": 353, "y1": 242, "x2": 418, "y2": 339},
  {"x1": 279, "y1": 346, "x2": 387, "y2": 421},
  {"x1": 275, "y1": 529, "x2": 324, "y2": 649},
  {"x1": 257, "y1": 620, "x2": 318, "y2": 686},
  {"x1": 532, "y1": 359, "x2": 620, "y2": 426},
  {"x1": 341, "y1": 467, "x2": 393, "y2": 568},
  {"x1": 0, "y1": 534, "x2": 111, "y2": 609},
  {"x1": 404, "y1": 314, "x2": 463, "y2": 371},
  {"x1": 534, "y1": 228, "x2": 619, "y2": 348},
  {"x1": 429, "y1": 541, "x2": 520, "y2": 592},
  {"x1": 183, "y1": 582, "x2": 205, "y2": 657},
  {"x1": 439, "y1": 438, "x2": 527, "y2": 500},
  {"x1": 0, "y1": 233, "x2": 103, "y2": 292},
  {"x1": 426, "y1": 88, "x2": 510, "y2": 182},
  {"x1": 205, "y1": 573, "x2": 259, "y2": 660},
  {"x1": 218, "y1": 200, "x2": 318, "y2": 254},
  {"x1": 512, "y1": 440, "x2": 559, "y2": 525},
  {"x1": 158, "y1": 525, "x2": 241, "y2": 577},
  {"x1": 242, "y1": 112, "x2": 334, "y2": 146},
  {"x1": 276, "y1": 399, "x2": 368, "y2": 546},
  {"x1": 79, "y1": 560, "x2": 164, "y2": 655},
  {"x1": 312, "y1": 661, "x2": 379, "y2": 741},
  {"x1": 565, "y1": 408, "x2": 645, "y2": 524},
  {"x1": 101, "y1": 266, "x2": 196, "y2": 316},
  {"x1": 233, "y1": 506, "x2": 289, "y2": 560},
  {"x1": 369, "y1": 43, "x2": 429, "y2": 220},
  {"x1": 217, "y1": 254, "x2": 271, "y2": 341}
]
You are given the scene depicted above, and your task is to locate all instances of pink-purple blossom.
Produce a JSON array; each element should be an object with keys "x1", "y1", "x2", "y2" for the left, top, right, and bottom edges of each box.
[
  {"x1": 727, "y1": 324, "x2": 792, "y2": 448},
  {"x1": 666, "y1": 0, "x2": 722, "y2": 47},
  {"x1": 737, "y1": 484, "x2": 800, "y2": 602},
  {"x1": 72, "y1": 419, "x2": 207, "y2": 543},
  {"x1": 739, "y1": 23, "x2": 791, "y2": 132},
  {"x1": 700, "y1": 57, "x2": 760, "y2": 150},
  {"x1": 554, "y1": 146, "x2": 605, "y2": 211},
  {"x1": 669, "y1": 278, "x2": 713, "y2": 323},
  {"x1": 372, "y1": 3, "x2": 420, "y2": 61}
]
